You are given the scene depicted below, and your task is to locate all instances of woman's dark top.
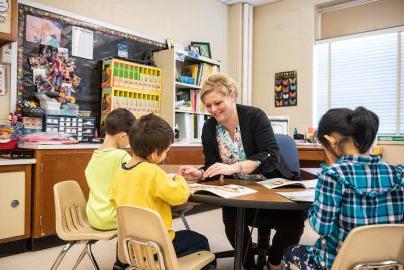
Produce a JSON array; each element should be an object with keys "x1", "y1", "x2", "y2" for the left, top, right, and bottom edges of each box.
[{"x1": 201, "y1": 104, "x2": 298, "y2": 180}]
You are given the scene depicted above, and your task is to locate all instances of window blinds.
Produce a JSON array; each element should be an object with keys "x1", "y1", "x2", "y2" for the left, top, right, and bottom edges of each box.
[{"x1": 315, "y1": 32, "x2": 401, "y2": 134}]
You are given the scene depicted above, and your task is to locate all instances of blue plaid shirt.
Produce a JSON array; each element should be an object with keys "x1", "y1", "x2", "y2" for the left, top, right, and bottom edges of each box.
[{"x1": 307, "y1": 155, "x2": 404, "y2": 269}]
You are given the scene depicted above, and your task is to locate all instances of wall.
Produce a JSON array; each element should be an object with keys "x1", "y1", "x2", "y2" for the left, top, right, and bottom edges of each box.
[
  {"x1": 0, "y1": 0, "x2": 228, "y2": 121},
  {"x1": 252, "y1": 0, "x2": 404, "y2": 164},
  {"x1": 227, "y1": 3, "x2": 243, "y2": 89}
]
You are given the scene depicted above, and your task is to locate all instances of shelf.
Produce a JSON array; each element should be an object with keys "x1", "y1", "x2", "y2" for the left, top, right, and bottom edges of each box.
[
  {"x1": 175, "y1": 82, "x2": 201, "y2": 89},
  {"x1": 175, "y1": 49, "x2": 221, "y2": 66},
  {"x1": 108, "y1": 85, "x2": 161, "y2": 95},
  {"x1": 175, "y1": 109, "x2": 210, "y2": 116}
]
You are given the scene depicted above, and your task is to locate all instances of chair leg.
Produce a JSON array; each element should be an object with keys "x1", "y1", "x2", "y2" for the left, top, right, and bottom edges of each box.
[
  {"x1": 181, "y1": 212, "x2": 191, "y2": 230},
  {"x1": 50, "y1": 241, "x2": 74, "y2": 270},
  {"x1": 86, "y1": 241, "x2": 100, "y2": 270},
  {"x1": 72, "y1": 241, "x2": 89, "y2": 270}
]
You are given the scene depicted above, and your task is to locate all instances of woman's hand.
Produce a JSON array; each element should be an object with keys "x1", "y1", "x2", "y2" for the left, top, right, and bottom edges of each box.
[
  {"x1": 178, "y1": 165, "x2": 202, "y2": 181},
  {"x1": 203, "y1": 162, "x2": 239, "y2": 178}
]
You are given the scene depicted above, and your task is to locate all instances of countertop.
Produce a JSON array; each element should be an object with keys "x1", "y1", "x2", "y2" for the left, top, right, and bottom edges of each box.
[
  {"x1": 18, "y1": 142, "x2": 202, "y2": 149},
  {"x1": 0, "y1": 158, "x2": 36, "y2": 166},
  {"x1": 18, "y1": 143, "x2": 102, "y2": 150}
]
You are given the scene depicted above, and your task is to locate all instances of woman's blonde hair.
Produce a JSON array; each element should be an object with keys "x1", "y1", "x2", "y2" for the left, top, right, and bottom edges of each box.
[{"x1": 200, "y1": 73, "x2": 238, "y2": 102}]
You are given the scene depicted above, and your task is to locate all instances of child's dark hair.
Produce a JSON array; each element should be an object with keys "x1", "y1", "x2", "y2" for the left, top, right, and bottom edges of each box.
[
  {"x1": 317, "y1": 106, "x2": 379, "y2": 155},
  {"x1": 129, "y1": 114, "x2": 174, "y2": 159},
  {"x1": 104, "y1": 108, "x2": 136, "y2": 135}
]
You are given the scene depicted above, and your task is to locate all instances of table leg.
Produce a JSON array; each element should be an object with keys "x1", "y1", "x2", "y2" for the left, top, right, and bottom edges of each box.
[{"x1": 234, "y1": 207, "x2": 245, "y2": 270}]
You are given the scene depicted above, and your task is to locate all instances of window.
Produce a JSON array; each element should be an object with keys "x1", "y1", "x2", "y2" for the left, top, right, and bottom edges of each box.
[{"x1": 314, "y1": 29, "x2": 403, "y2": 135}]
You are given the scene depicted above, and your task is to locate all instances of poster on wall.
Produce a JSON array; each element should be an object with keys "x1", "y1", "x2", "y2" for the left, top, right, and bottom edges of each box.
[
  {"x1": 72, "y1": 26, "x2": 94, "y2": 60},
  {"x1": 0, "y1": 65, "x2": 6, "y2": 96},
  {"x1": 274, "y1": 71, "x2": 297, "y2": 107},
  {"x1": 25, "y1": 15, "x2": 62, "y2": 47}
]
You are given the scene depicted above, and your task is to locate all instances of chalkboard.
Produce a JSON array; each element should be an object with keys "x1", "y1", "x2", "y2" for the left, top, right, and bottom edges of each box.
[{"x1": 17, "y1": 3, "x2": 165, "y2": 120}]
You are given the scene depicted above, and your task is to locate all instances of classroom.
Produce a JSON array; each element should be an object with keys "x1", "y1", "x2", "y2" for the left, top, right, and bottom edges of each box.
[{"x1": 0, "y1": 0, "x2": 403, "y2": 269}]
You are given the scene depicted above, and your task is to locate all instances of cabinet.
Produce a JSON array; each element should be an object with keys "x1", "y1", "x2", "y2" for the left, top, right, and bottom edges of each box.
[
  {"x1": 153, "y1": 49, "x2": 220, "y2": 140},
  {"x1": 30, "y1": 148, "x2": 94, "y2": 242},
  {"x1": 164, "y1": 145, "x2": 204, "y2": 165},
  {"x1": 0, "y1": 164, "x2": 31, "y2": 245},
  {"x1": 0, "y1": 0, "x2": 17, "y2": 45}
]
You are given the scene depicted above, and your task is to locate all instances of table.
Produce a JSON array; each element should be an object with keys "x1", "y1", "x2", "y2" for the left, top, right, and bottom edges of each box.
[{"x1": 189, "y1": 179, "x2": 312, "y2": 270}]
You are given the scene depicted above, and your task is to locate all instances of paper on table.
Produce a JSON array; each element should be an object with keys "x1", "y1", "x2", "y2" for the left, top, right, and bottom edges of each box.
[
  {"x1": 277, "y1": 190, "x2": 315, "y2": 202},
  {"x1": 258, "y1": 178, "x2": 317, "y2": 189},
  {"x1": 188, "y1": 183, "x2": 257, "y2": 199}
]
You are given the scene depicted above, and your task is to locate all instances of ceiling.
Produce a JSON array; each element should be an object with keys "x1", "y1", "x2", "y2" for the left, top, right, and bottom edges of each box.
[{"x1": 220, "y1": 0, "x2": 280, "y2": 6}]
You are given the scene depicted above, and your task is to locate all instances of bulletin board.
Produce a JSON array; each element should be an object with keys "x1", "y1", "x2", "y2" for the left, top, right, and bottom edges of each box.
[{"x1": 17, "y1": 3, "x2": 166, "y2": 119}]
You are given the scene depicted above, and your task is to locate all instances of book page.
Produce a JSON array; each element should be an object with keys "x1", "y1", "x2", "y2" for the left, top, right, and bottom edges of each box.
[
  {"x1": 258, "y1": 178, "x2": 317, "y2": 189},
  {"x1": 188, "y1": 183, "x2": 257, "y2": 199},
  {"x1": 277, "y1": 190, "x2": 315, "y2": 202}
]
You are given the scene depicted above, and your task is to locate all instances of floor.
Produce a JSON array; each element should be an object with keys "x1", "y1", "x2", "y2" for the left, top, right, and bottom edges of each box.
[{"x1": 0, "y1": 208, "x2": 318, "y2": 270}]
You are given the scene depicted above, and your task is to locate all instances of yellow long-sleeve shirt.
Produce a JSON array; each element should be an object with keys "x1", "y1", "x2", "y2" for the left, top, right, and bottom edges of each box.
[{"x1": 110, "y1": 161, "x2": 190, "y2": 240}]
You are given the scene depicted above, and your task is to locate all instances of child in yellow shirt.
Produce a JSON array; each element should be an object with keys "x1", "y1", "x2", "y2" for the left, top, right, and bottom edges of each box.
[
  {"x1": 110, "y1": 114, "x2": 210, "y2": 257},
  {"x1": 85, "y1": 108, "x2": 135, "y2": 230}
]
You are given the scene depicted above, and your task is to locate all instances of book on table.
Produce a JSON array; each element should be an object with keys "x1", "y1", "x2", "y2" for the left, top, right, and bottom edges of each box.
[
  {"x1": 188, "y1": 183, "x2": 257, "y2": 199},
  {"x1": 276, "y1": 190, "x2": 315, "y2": 202},
  {"x1": 257, "y1": 178, "x2": 318, "y2": 189}
]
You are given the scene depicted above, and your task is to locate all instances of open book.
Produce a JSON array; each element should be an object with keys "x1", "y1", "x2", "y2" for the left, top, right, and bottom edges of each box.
[
  {"x1": 188, "y1": 183, "x2": 257, "y2": 199},
  {"x1": 277, "y1": 190, "x2": 315, "y2": 202},
  {"x1": 257, "y1": 178, "x2": 317, "y2": 189}
]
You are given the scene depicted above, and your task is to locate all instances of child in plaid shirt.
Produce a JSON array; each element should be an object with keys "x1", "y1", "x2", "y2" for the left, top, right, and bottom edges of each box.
[{"x1": 283, "y1": 107, "x2": 404, "y2": 270}]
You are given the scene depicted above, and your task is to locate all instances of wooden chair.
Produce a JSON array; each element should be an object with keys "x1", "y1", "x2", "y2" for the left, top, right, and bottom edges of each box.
[
  {"x1": 331, "y1": 224, "x2": 404, "y2": 270},
  {"x1": 51, "y1": 180, "x2": 116, "y2": 270},
  {"x1": 116, "y1": 205, "x2": 215, "y2": 270}
]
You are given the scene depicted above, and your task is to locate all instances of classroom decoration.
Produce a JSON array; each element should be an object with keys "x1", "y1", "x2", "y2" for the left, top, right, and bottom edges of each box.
[
  {"x1": 190, "y1": 42, "x2": 211, "y2": 58},
  {"x1": 25, "y1": 15, "x2": 62, "y2": 47},
  {"x1": 29, "y1": 44, "x2": 78, "y2": 105},
  {"x1": 100, "y1": 58, "x2": 161, "y2": 136},
  {"x1": 0, "y1": 64, "x2": 6, "y2": 95},
  {"x1": 17, "y1": 3, "x2": 165, "y2": 121},
  {"x1": 274, "y1": 71, "x2": 297, "y2": 107}
]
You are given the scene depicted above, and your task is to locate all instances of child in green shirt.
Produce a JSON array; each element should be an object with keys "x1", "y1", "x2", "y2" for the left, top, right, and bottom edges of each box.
[{"x1": 85, "y1": 108, "x2": 135, "y2": 230}]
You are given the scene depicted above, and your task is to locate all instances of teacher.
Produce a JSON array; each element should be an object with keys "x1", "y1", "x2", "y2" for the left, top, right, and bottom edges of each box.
[{"x1": 179, "y1": 73, "x2": 305, "y2": 270}]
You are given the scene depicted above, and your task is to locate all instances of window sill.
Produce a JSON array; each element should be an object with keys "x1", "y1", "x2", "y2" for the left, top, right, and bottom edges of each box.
[{"x1": 377, "y1": 141, "x2": 404, "y2": 145}]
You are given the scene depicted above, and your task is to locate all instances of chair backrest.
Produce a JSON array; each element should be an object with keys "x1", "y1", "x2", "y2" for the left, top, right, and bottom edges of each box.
[
  {"x1": 331, "y1": 224, "x2": 404, "y2": 270},
  {"x1": 116, "y1": 205, "x2": 179, "y2": 270},
  {"x1": 274, "y1": 134, "x2": 300, "y2": 174},
  {"x1": 53, "y1": 180, "x2": 89, "y2": 240}
]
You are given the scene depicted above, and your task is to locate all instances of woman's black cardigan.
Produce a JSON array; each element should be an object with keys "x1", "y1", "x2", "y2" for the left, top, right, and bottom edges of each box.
[{"x1": 201, "y1": 104, "x2": 297, "y2": 180}]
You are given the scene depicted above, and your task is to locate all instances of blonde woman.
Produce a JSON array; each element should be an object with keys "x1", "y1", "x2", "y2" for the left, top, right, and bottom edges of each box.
[{"x1": 179, "y1": 73, "x2": 304, "y2": 270}]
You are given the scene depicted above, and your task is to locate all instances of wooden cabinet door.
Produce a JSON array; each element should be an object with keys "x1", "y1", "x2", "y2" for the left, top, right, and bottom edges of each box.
[
  {"x1": 32, "y1": 149, "x2": 94, "y2": 238},
  {"x1": 0, "y1": 164, "x2": 31, "y2": 243}
]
